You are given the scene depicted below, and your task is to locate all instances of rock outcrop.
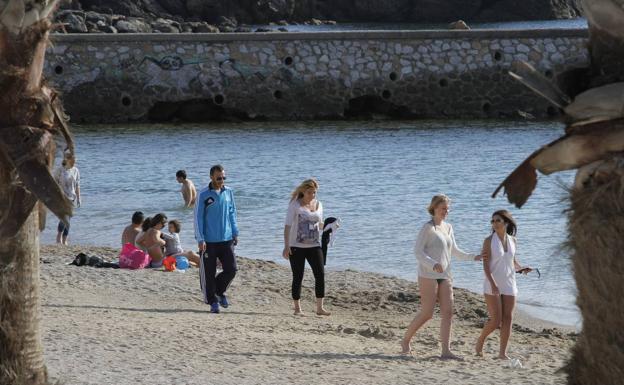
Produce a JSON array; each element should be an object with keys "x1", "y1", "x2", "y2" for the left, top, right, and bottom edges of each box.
[{"x1": 55, "y1": 0, "x2": 583, "y2": 34}]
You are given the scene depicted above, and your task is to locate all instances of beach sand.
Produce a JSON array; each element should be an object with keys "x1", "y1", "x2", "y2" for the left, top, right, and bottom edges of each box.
[{"x1": 40, "y1": 244, "x2": 575, "y2": 385}]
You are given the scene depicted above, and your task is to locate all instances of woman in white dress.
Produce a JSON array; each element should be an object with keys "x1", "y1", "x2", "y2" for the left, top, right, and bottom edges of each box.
[
  {"x1": 475, "y1": 210, "x2": 533, "y2": 359},
  {"x1": 401, "y1": 194, "x2": 482, "y2": 359}
]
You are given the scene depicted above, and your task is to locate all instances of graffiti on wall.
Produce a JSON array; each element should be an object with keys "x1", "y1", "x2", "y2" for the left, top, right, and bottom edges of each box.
[{"x1": 118, "y1": 53, "x2": 301, "y2": 89}]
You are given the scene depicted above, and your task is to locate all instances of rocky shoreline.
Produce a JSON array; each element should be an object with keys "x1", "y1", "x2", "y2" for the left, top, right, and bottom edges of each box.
[{"x1": 54, "y1": 0, "x2": 582, "y2": 34}]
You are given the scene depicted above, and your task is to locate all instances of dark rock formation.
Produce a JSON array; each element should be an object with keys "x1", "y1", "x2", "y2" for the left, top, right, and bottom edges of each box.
[
  {"x1": 57, "y1": 10, "x2": 88, "y2": 33},
  {"x1": 115, "y1": 18, "x2": 153, "y2": 33},
  {"x1": 54, "y1": 0, "x2": 583, "y2": 34}
]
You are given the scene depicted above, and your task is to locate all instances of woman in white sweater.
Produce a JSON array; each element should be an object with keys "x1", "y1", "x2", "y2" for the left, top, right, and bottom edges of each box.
[{"x1": 401, "y1": 194, "x2": 482, "y2": 358}]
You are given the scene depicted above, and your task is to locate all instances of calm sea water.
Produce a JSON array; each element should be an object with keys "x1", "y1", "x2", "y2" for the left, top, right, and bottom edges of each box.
[
  {"x1": 41, "y1": 120, "x2": 580, "y2": 327},
  {"x1": 254, "y1": 18, "x2": 587, "y2": 32}
]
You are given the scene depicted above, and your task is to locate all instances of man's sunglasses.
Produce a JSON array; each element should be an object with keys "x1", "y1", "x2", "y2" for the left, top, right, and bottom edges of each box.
[{"x1": 216, "y1": 176, "x2": 227, "y2": 181}]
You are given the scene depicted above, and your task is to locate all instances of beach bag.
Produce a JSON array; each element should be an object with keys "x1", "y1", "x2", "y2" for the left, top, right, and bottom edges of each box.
[{"x1": 119, "y1": 243, "x2": 151, "y2": 269}]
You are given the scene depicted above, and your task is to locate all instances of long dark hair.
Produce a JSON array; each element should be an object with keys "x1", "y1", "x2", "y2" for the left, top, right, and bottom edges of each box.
[
  {"x1": 492, "y1": 210, "x2": 517, "y2": 236},
  {"x1": 150, "y1": 213, "x2": 168, "y2": 228},
  {"x1": 141, "y1": 217, "x2": 152, "y2": 232}
]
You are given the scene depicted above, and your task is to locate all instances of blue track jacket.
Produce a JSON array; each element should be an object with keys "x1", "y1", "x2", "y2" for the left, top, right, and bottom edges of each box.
[{"x1": 194, "y1": 184, "x2": 239, "y2": 243}]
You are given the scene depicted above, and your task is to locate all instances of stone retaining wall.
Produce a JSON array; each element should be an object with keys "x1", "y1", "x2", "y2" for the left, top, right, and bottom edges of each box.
[{"x1": 46, "y1": 30, "x2": 589, "y2": 123}]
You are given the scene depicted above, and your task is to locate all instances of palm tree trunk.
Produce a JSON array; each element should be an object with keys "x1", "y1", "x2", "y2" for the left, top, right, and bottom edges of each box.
[
  {"x1": 564, "y1": 1, "x2": 624, "y2": 383},
  {"x1": 0, "y1": 2, "x2": 70, "y2": 384},
  {"x1": 0, "y1": 209, "x2": 47, "y2": 384},
  {"x1": 566, "y1": 166, "x2": 624, "y2": 384}
]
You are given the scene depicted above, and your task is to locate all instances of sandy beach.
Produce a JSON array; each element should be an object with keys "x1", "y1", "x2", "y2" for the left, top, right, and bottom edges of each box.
[{"x1": 40, "y1": 244, "x2": 575, "y2": 385}]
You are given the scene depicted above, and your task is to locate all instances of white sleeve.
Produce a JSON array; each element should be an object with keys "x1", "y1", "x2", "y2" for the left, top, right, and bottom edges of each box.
[
  {"x1": 285, "y1": 200, "x2": 297, "y2": 226},
  {"x1": 449, "y1": 224, "x2": 474, "y2": 260},
  {"x1": 317, "y1": 201, "x2": 323, "y2": 224},
  {"x1": 414, "y1": 225, "x2": 437, "y2": 269}
]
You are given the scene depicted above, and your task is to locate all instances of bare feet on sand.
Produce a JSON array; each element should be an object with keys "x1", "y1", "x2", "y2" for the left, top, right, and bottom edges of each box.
[
  {"x1": 497, "y1": 354, "x2": 511, "y2": 360},
  {"x1": 475, "y1": 338, "x2": 484, "y2": 357},
  {"x1": 316, "y1": 309, "x2": 331, "y2": 316},
  {"x1": 293, "y1": 309, "x2": 305, "y2": 316},
  {"x1": 400, "y1": 340, "x2": 412, "y2": 355}
]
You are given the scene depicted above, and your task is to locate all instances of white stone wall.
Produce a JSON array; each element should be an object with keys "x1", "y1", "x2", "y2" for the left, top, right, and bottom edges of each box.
[{"x1": 45, "y1": 31, "x2": 588, "y2": 122}]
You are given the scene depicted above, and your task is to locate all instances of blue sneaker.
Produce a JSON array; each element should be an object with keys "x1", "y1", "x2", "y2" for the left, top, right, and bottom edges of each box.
[
  {"x1": 210, "y1": 302, "x2": 220, "y2": 313},
  {"x1": 218, "y1": 295, "x2": 229, "y2": 308}
]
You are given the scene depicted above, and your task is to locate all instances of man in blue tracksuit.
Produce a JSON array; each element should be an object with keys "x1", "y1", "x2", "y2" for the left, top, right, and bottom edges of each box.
[{"x1": 194, "y1": 164, "x2": 239, "y2": 313}]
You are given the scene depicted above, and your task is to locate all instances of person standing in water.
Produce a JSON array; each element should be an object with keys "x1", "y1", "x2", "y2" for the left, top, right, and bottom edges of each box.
[
  {"x1": 54, "y1": 151, "x2": 81, "y2": 245},
  {"x1": 176, "y1": 169, "x2": 197, "y2": 207}
]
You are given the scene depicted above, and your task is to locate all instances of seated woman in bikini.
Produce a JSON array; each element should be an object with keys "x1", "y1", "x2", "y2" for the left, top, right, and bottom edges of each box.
[{"x1": 136, "y1": 213, "x2": 168, "y2": 268}]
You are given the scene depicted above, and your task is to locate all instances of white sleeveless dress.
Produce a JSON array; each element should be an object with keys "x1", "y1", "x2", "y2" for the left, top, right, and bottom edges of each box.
[{"x1": 483, "y1": 234, "x2": 518, "y2": 296}]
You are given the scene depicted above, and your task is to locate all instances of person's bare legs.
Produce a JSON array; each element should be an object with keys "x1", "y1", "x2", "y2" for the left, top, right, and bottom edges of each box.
[
  {"x1": 401, "y1": 277, "x2": 437, "y2": 354},
  {"x1": 293, "y1": 299, "x2": 304, "y2": 315},
  {"x1": 316, "y1": 297, "x2": 330, "y2": 316},
  {"x1": 183, "y1": 250, "x2": 200, "y2": 266},
  {"x1": 499, "y1": 295, "x2": 516, "y2": 359},
  {"x1": 438, "y1": 279, "x2": 460, "y2": 359},
  {"x1": 476, "y1": 294, "x2": 502, "y2": 356},
  {"x1": 62, "y1": 234, "x2": 69, "y2": 245},
  {"x1": 56, "y1": 231, "x2": 62, "y2": 244}
]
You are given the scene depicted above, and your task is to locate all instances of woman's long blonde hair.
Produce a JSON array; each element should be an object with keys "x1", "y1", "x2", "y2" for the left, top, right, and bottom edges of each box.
[{"x1": 290, "y1": 179, "x2": 319, "y2": 201}]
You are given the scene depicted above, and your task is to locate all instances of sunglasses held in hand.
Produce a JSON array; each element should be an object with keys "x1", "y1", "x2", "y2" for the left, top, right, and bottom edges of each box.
[{"x1": 516, "y1": 267, "x2": 541, "y2": 278}]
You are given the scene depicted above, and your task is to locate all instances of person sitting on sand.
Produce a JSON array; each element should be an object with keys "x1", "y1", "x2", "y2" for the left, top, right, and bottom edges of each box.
[
  {"x1": 136, "y1": 213, "x2": 168, "y2": 268},
  {"x1": 282, "y1": 178, "x2": 330, "y2": 316},
  {"x1": 161, "y1": 219, "x2": 200, "y2": 266},
  {"x1": 121, "y1": 211, "x2": 144, "y2": 247},
  {"x1": 176, "y1": 169, "x2": 197, "y2": 208},
  {"x1": 135, "y1": 216, "x2": 151, "y2": 252},
  {"x1": 475, "y1": 210, "x2": 534, "y2": 359},
  {"x1": 401, "y1": 194, "x2": 482, "y2": 359}
]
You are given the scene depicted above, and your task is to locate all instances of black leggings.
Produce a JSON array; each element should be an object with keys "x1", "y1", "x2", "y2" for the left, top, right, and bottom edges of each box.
[{"x1": 289, "y1": 246, "x2": 325, "y2": 300}]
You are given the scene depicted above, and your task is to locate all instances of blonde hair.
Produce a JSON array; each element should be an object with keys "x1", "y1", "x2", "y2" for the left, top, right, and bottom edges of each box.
[
  {"x1": 427, "y1": 194, "x2": 451, "y2": 216},
  {"x1": 290, "y1": 179, "x2": 319, "y2": 201}
]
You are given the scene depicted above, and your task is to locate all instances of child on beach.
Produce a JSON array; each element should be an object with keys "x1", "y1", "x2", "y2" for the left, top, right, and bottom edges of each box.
[{"x1": 161, "y1": 220, "x2": 200, "y2": 266}]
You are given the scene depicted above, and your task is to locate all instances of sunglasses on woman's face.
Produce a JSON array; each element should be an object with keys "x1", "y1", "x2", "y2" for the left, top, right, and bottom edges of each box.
[{"x1": 491, "y1": 218, "x2": 503, "y2": 223}]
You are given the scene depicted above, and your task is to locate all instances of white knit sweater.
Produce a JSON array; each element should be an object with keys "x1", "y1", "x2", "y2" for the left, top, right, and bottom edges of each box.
[{"x1": 414, "y1": 220, "x2": 475, "y2": 280}]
